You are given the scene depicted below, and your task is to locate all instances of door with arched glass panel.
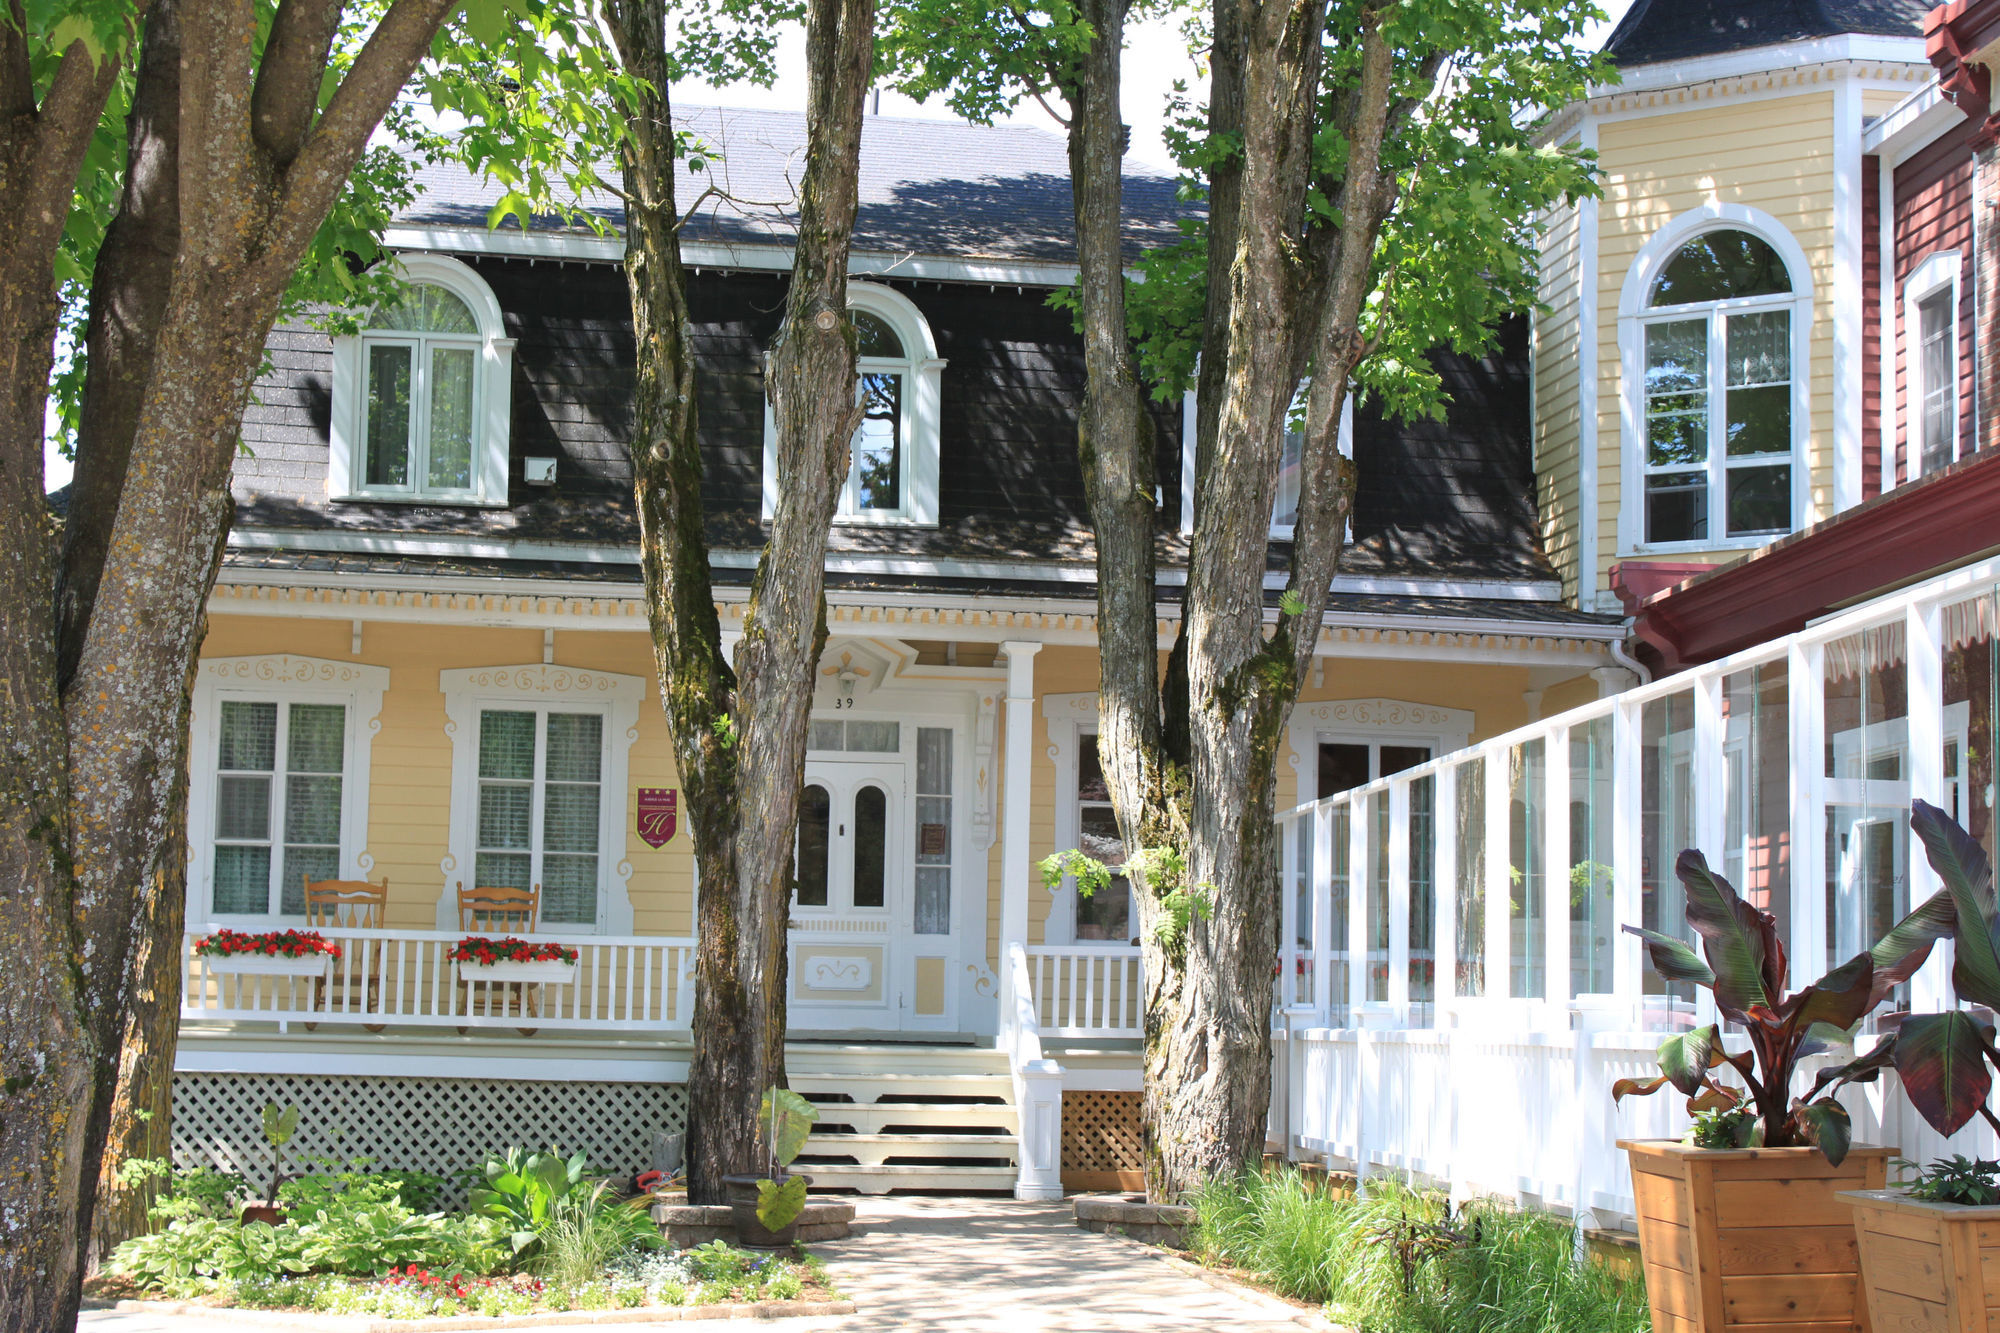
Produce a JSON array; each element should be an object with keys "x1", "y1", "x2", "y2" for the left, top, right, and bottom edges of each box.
[{"x1": 788, "y1": 760, "x2": 910, "y2": 1029}]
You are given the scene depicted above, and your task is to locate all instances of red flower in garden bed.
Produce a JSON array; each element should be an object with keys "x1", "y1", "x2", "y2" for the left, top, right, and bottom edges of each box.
[
  {"x1": 192, "y1": 928, "x2": 341, "y2": 960},
  {"x1": 448, "y1": 936, "x2": 579, "y2": 965}
]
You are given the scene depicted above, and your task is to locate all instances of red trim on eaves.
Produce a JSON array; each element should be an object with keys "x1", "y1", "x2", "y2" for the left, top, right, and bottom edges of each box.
[
  {"x1": 1930, "y1": 0, "x2": 2000, "y2": 146},
  {"x1": 1628, "y1": 449, "x2": 2000, "y2": 670}
]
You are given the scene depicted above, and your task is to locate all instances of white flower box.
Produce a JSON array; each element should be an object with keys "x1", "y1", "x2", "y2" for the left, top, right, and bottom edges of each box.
[
  {"x1": 457, "y1": 959, "x2": 576, "y2": 985},
  {"x1": 203, "y1": 952, "x2": 334, "y2": 979}
]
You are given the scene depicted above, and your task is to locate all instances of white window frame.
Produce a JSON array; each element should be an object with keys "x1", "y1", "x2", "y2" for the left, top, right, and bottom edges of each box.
[
  {"x1": 1903, "y1": 250, "x2": 1963, "y2": 481},
  {"x1": 329, "y1": 252, "x2": 515, "y2": 507},
  {"x1": 1617, "y1": 204, "x2": 1814, "y2": 556},
  {"x1": 438, "y1": 664, "x2": 643, "y2": 934},
  {"x1": 761, "y1": 282, "x2": 946, "y2": 528},
  {"x1": 186, "y1": 654, "x2": 389, "y2": 925},
  {"x1": 1178, "y1": 384, "x2": 1355, "y2": 539},
  {"x1": 1284, "y1": 698, "x2": 1474, "y2": 810},
  {"x1": 1039, "y1": 692, "x2": 1139, "y2": 945}
]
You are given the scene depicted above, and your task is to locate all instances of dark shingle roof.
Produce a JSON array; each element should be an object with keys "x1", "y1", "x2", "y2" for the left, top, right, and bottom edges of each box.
[
  {"x1": 1602, "y1": 0, "x2": 1930, "y2": 67},
  {"x1": 402, "y1": 105, "x2": 1189, "y2": 265}
]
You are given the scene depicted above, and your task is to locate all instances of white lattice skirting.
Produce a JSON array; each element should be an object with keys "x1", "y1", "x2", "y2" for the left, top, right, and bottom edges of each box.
[{"x1": 173, "y1": 1073, "x2": 688, "y2": 1206}]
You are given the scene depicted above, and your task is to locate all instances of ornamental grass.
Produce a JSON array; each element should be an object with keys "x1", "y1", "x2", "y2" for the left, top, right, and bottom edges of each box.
[{"x1": 1191, "y1": 1169, "x2": 1650, "y2": 1333}]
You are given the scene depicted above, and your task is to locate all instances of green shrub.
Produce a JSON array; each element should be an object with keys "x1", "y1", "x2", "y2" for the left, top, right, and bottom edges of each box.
[
  {"x1": 1192, "y1": 1170, "x2": 1649, "y2": 1333},
  {"x1": 107, "y1": 1198, "x2": 503, "y2": 1292},
  {"x1": 280, "y1": 1164, "x2": 444, "y2": 1213}
]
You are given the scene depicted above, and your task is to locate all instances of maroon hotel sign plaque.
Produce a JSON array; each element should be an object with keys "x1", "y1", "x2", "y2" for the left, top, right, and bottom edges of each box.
[{"x1": 637, "y1": 788, "x2": 678, "y2": 847}]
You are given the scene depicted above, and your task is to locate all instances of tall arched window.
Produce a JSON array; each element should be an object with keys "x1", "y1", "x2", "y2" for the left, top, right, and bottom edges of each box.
[
  {"x1": 329, "y1": 253, "x2": 514, "y2": 506},
  {"x1": 1636, "y1": 228, "x2": 1798, "y2": 545},
  {"x1": 762, "y1": 282, "x2": 946, "y2": 526}
]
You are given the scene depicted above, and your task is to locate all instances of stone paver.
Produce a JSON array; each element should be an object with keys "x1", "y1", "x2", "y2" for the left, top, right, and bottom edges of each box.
[
  {"x1": 78, "y1": 1195, "x2": 1315, "y2": 1332},
  {"x1": 815, "y1": 1196, "x2": 1310, "y2": 1331}
]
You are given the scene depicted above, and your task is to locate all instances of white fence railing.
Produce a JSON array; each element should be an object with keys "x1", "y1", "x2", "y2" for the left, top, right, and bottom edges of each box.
[
  {"x1": 180, "y1": 928, "x2": 697, "y2": 1033},
  {"x1": 1270, "y1": 547, "x2": 2000, "y2": 1223},
  {"x1": 1024, "y1": 943, "x2": 1144, "y2": 1038}
]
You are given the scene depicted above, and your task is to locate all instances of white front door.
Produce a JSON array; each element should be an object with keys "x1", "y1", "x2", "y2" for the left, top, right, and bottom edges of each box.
[{"x1": 789, "y1": 759, "x2": 914, "y2": 1030}]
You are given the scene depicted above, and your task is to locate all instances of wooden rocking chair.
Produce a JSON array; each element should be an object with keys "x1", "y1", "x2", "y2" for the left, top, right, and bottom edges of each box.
[
  {"x1": 303, "y1": 876, "x2": 389, "y2": 1032},
  {"x1": 455, "y1": 882, "x2": 543, "y2": 1036}
]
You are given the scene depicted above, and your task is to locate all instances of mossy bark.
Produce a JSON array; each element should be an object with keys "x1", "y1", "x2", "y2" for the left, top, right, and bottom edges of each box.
[
  {"x1": 0, "y1": 4, "x2": 464, "y2": 1324},
  {"x1": 1065, "y1": 1, "x2": 1423, "y2": 1200},
  {"x1": 606, "y1": 0, "x2": 875, "y2": 1203}
]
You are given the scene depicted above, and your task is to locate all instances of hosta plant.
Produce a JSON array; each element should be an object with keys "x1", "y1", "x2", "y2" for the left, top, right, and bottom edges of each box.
[
  {"x1": 1614, "y1": 844, "x2": 1953, "y2": 1163},
  {"x1": 468, "y1": 1149, "x2": 588, "y2": 1257},
  {"x1": 1812, "y1": 800, "x2": 2000, "y2": 1144}
]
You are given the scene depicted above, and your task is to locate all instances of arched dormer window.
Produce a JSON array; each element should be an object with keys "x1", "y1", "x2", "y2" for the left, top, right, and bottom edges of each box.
[
  {"x1": 1619, "y1": 209, "x2": 1811, "y2": 551},
  {"x1": 329, "y1": 253, "x2": 514, "y2": 506},
  {"x1": 762, "y1": 282, "x2": 946, "y2": 527}
]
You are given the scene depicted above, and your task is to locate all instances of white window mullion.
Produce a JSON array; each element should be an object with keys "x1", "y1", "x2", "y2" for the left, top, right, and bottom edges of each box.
[
  {"x1": 530, "y1": 709, "x2": 550, "y2": 898},
  {"x1": 410, "y1": 336, "x2": 433, "y2": 496},
  {"x1": 1708, "y1": 308, "x2": 1727, "y2": 541},
  {"x1": 269, "y1": 703, "x2": 292, "y2": 917}
]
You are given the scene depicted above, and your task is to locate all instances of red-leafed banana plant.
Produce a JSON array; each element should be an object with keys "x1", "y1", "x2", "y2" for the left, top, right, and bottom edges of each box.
[
  {"x1": 1812, "y1": 800, "x2": 2000, "y2": 1141},
  {"x1": 1614, "y1": 841, "x2": 1955, "y2": 1164}
]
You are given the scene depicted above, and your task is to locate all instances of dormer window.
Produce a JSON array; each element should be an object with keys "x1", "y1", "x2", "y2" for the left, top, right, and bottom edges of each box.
[
  {"x1": 1620, "y1": 217, "x2": 1809, "y2": 551},
  {"x1": 762, "y1": 282, "x2": 945, "y2": 527},
  {"x1": 328, "y1": 254, "x2": 514, "y2": 507}
]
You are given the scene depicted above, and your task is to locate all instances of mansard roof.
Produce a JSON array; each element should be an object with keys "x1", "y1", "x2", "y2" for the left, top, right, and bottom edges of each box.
[
  {"x1": 1602, "y1": 0, "x2": 1931, "y2": 67},
  {"x1": 400, "y1": 105, "x2": 1191, "y2": 267}
]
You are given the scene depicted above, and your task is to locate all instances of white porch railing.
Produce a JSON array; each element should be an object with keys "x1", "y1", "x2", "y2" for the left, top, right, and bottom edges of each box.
[
  {"x1": 1024, "y1": 943, "x2": 1144, "y2": 1038},
  {"x1": 180, "y1": 928, "x2": 698, "y2": 1033},
  {"x1": 1271, "y1": 547, "x2": 2000, "y2": 1224}
]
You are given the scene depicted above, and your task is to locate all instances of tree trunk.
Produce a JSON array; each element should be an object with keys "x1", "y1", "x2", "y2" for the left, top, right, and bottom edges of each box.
[
  {"x1": 1070, "y1": 0, "x2": 1414, "y2": 1200},
  {"x1": 0, "y1": 4, "x2": 463, "y2": 1323},
  {"x1": 0, "y1": 19, "x2": 145, "y2": 1327},
  {"x1": 70, "y1": 3, "x2": 186, "y2": 1271},
  {"x1": 607, "y1": 0, "x2": 875, "y2": 1203},
  {"x1": 88, "y1": 821, "x2": 189, "y2": 1271}
]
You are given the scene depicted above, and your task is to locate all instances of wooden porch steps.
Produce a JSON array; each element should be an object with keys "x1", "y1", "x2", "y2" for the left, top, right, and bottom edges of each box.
[
  {"x1": 786, "y1": 1063, "x2": 1021, "y2": 1195},
  {"x1": 797, "y1": 1131, "x2": 1017, "y2": 1168},
  {"x1": 800, "y1": 1163, "x2": 1020, "y2": 1192}
]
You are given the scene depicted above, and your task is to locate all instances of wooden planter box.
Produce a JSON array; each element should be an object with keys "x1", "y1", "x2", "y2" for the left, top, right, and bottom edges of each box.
[
  {"x1": 456, "y1": 959, "x2": 575, "y2": 985},
  {"x1": 1841, "y1": 1188, "x2": 2000, "y2": 1331},
  {"x1": 202, "y1": 953, "x2": 333, "y2": 979},
  {"x1": 1621, "y1": 1138, "x2": 1892, "y2": 1333}
]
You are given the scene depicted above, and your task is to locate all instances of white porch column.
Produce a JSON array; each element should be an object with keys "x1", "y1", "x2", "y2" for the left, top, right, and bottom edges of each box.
[{"x1": 998, "y1": 642, "x2": 1043, "y2": 961}]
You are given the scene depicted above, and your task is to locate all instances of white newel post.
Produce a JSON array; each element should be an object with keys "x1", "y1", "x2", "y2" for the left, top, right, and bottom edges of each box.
[
  {"x1": 998, "y1": 642, "x2": 1042, "y2": 968},
  {"x1": 994, "y1": 644, "x2": 1060, "y2": 1200}
]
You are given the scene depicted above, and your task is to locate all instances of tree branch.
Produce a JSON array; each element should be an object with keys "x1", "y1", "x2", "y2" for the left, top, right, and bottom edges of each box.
[
  {"x1": 0, "y1": 0, "x2": 31, "y2": 119},
  {"x1": 268, "y1": 0, "x2": 459, "y2": 268},
  {"x1": 252, "y1": 0, "x2": 344, "y2": 166}
]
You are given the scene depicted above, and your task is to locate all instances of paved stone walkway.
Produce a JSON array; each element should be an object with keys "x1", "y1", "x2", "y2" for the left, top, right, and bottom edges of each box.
[{"x1": 79, "y1": 1196, "x2": 1317, "y2": 1331}]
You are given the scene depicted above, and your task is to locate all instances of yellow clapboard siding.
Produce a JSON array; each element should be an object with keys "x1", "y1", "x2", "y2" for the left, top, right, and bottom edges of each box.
[{"x1": 1583, "y1": 91, "x2": 1840, "y2": 603}]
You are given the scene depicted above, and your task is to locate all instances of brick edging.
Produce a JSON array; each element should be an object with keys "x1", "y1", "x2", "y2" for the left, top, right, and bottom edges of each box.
[{"x1": 82, "y1": 1296, "x2": 858, "y2": 1329}]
